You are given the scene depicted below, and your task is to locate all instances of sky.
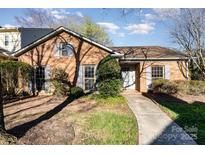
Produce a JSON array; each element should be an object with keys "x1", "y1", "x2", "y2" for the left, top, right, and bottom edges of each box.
[{"x1": 0, "y1": 8, "x2": 178, "y2": 49}]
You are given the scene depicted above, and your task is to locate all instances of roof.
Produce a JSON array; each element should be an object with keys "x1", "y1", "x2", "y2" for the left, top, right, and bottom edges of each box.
[
  {"x1": 19, "y1": 28, "x2": 54, "y2": 48},
  {"x1": 0, "y1": 47, "x2": 9, "y2": 55},
  {"x1": 0, "y1": 47, "x2": 17, "y2": 59},
  {"x1": 0, "y1": 27, "x2": 18, "y2": 33},
  {"x1": 13, "y1": 26, "x2": 116, "y2": 57},
  {"x1": 111, "y1": 46, "x2": 189, "y2": 60}
]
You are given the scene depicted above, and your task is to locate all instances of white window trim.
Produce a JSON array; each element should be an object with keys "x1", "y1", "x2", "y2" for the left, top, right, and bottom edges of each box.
[
  {"x1": 151, "y1": 65, "x2": 165, "y2": 80},
  {"x1": 83, "y1": 64, "x2": 96, "y2": 91}
]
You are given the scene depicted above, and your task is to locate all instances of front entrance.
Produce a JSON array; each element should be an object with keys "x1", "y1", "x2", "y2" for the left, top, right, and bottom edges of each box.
[{"x1": 121, "y1": 65, "x2": 136, "y2": 90}]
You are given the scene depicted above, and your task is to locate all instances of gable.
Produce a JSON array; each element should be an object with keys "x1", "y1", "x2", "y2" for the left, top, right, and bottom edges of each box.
[{"x1": 13, "y1": 26, "x2": 115, "y2": 57}]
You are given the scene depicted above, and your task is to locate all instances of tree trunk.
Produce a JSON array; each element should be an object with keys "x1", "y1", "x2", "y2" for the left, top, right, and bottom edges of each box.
[{"x1": 0, "y1": 69, "x2": 5, "y2": 131}]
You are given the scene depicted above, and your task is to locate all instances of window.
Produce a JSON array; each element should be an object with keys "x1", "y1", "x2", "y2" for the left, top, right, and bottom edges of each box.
[
  {"x1": 5, "y1": 35, "x2": 9, "y2": 46},
  {"x1": 151, "y1": 66, "x2": 164, "y2": 80},
  {"x1": 35, "y1": 66, "x2": 45, "y2": 91},
  {"x1": 61, "y1": 43, "x2": 74, "y2": 56},
  {"x1": 84, "y1": 65, "x2": 95, "y2": 90}
]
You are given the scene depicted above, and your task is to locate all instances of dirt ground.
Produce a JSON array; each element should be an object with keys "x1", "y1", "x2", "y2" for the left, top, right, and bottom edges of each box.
[
  {"x1": 177, "y1": 94, "x2": 205, "y2": 104},
  {"x1": 3, "y1": 95, "x2": 131, "y2": 144}
]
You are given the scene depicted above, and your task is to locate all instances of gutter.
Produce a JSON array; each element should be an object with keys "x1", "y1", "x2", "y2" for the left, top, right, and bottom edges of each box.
[
  {"x1": 119, "y1": 57, "x2": 190, "y2": 61},
  {"x1": 110, "y1": 52, "x2": 124, "y2": 58}
]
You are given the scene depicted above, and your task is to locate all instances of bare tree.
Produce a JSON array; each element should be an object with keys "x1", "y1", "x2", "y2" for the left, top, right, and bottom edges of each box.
[
  {"x1": 15, "y1": 9, "x2": 83, "y2": 28},
  {"x1": 168, "y1": 9, "x2": 205, "y2": 76},
  {"x1": 0, "y1": 68, "x2": 5, "y2": 131}
]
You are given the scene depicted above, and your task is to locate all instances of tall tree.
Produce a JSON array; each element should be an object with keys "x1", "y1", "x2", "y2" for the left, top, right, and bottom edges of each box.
[
  {"x1": 15, "y1": 9, "x2": 111, "y2": 45},
  {"x1": 155, "y1": 9, "x2": 205, "y2": 77},
  {"x1": 68, "y1": 17, "x2": 112, "y2": 45},
  {"x1": 15, "y1": 9, "x2": 83, "y2": 28},
  {"x1": 0, "y1": 68, "x2": 5, "y2": 131}
]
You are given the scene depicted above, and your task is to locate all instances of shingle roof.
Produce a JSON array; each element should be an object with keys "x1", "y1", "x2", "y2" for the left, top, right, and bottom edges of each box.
[{"x1": 111, "y1": 46, "x2": 188, "y2": 60}]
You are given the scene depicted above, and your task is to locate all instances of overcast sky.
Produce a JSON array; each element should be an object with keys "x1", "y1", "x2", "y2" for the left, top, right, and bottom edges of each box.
[{"x1": 0, "y1": 8, "x2": 179, "y2": 49}]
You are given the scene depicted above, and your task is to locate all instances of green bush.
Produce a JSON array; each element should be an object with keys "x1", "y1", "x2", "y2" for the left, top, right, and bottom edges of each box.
[
  {"x1": 152, "y1": 79, "x2": 205, "y2": 95},
  {"x1": 171, "y1": 80, "x2": 205, "y2": 95},
  {"x1": 0, "y1": 60, "x2": 33, "y2": 99},
  {"x1": 51, "y1": 68, "x2": 69, "y2": 96},
  {"x1": 98, "y1": 79, "x2": 122, "y2": 98},
  {"x1": 96, "y1": 56, "x2": 122, "y2": 98},
  {"x1": 18, "y1": 90, "x2": 30, "y2": 97},
  {"x1": 152, "y1": 79, "x2": 178, "y2": 94},
  {"x1": 70, "y1": 86, "x2": 84, "y2": 99},
  {"x1": 187, "y1": 80, "x2": 205, "y2": 95},
  {"x1": 53, "y1": 81, "x2": 68, "y2": 96}
]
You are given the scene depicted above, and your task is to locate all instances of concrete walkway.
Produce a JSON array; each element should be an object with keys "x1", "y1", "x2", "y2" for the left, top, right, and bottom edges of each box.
[{"x1": 124, "y1": 93, "x2": 197, "y2": 145}]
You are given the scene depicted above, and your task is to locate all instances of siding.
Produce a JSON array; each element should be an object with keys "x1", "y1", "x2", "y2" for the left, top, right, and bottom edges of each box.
[{"x1": 18, "y1": 31, "x2": 109, "y2": 92}]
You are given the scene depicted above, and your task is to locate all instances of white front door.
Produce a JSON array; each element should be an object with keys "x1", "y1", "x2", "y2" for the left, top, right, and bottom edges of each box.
[{"x1": 122, "y1": 67, "x2": 136, "y2": 90}]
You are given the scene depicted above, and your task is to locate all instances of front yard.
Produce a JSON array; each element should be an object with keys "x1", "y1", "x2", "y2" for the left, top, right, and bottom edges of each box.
[
  {"x1": 2, "y1": 94, "x2": 138, "y2": 145},
  {"x1": 145, "y1": 93, "x2": 205, "y2": 145}
]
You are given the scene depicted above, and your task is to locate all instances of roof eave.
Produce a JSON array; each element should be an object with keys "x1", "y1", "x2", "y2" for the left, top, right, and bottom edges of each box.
[
  {"x1": 120, "y1": 57, "x2": 190, "y2": 61},
  {"x1": 13, "y1": 26, "x2": 114, "y2": 57}
]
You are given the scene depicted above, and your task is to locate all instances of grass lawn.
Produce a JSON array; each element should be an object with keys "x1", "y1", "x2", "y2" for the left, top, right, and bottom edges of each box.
[
  {"x1": 72, "y1": 94, "x2": 138, "y2": 144},
  {"x1": 145, "y1": 93, "x2": 205, "y2": 144},
  {"x1": 2, "y1": 94, "x2": 138, "y2": 145}
]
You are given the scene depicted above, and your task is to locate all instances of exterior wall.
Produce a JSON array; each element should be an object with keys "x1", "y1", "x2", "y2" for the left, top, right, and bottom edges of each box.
[
  {"x1": 138, "y1": 60, "x2": 188, "y2": 93},
  {"x1": 0, "y1": 28, "x2": 53, "y2": 53},
  {"x1": 0, "y1": 31, "x2": 21, "y2": 52},
  {"x1": 18, "y1": 31, "x2": 109, "y2": 92}
]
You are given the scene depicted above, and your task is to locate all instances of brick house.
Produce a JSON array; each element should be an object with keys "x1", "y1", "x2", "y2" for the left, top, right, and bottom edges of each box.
[{"x1": 11, "y1": 26, "x2": 189, "y2": 94}]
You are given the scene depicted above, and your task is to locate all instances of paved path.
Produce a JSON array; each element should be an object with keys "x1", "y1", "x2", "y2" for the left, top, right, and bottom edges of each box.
[{"x1": 124, "y1": 93, "x2": 197, "y2": 145}]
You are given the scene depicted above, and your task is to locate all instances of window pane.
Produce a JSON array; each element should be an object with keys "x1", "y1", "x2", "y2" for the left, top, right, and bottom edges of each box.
[
  {"x1": 5, "y1": 35, "x2": 9, "y2": 46},
  {"x1": 36, "y1": 66, "x2": 45, "y2": 90},
  {"x1": 85, "y1": 79, "x2": 94, "y2": 90},
  {"x1": 84, "y1": 65, "x2": 95, "y2": 90},
  {"x1": 151, "y1": 66, "x2": 164, "y2": 80},
  {"x1": 85, "y1": 66, "x2": 94, "y2": 78},
  {"x1": 61, "y1": 43, "x2": 74, "y2": 56}
]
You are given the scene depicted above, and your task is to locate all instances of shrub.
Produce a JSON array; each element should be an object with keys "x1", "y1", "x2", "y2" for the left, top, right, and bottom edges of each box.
[
  {"x1": 0, "y1": 60, "x2": 33, "y2": 99},
  {"x1": 51, "y1": 68, "x2": 69, "y2": 96},
  {"x1": 96, "y1": 56, "x2": 122, "y2": 97},
  {"x1": 152, "y1": 79, "x2": 205, "y2": 95},
  {"x1": 70, "y1": 86, "x2": 84, "y2": 99},
  {"x1": 18, "y1": 90, "x2": 30, "y2": 97},
  {"x1": 187, "y1": 80, "x2": 205, "y2": 95},
  {"x1": 152, "y1": 79, "x2": 178, "y2": 94},
  {"x1": 53, "y1": 81, "x2": 68, "y2": 96},
  {"x1": 98, "y1": 79, "x2": 122, "y2": 98}
]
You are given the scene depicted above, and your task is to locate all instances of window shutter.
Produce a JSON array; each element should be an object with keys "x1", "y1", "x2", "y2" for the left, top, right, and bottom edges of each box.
[
  {"x1": 76, "y1": 65, "x2": 84, "y2": 89},
  {"x1": 165, "y1": 65, "x2": 170, "y2": 80},
  {"x1": 146, "y1": 66, "x2": 152, "y2": 89},
  {"x1": 45, "y1": 66, "x2": 51, "y2": 92}
]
